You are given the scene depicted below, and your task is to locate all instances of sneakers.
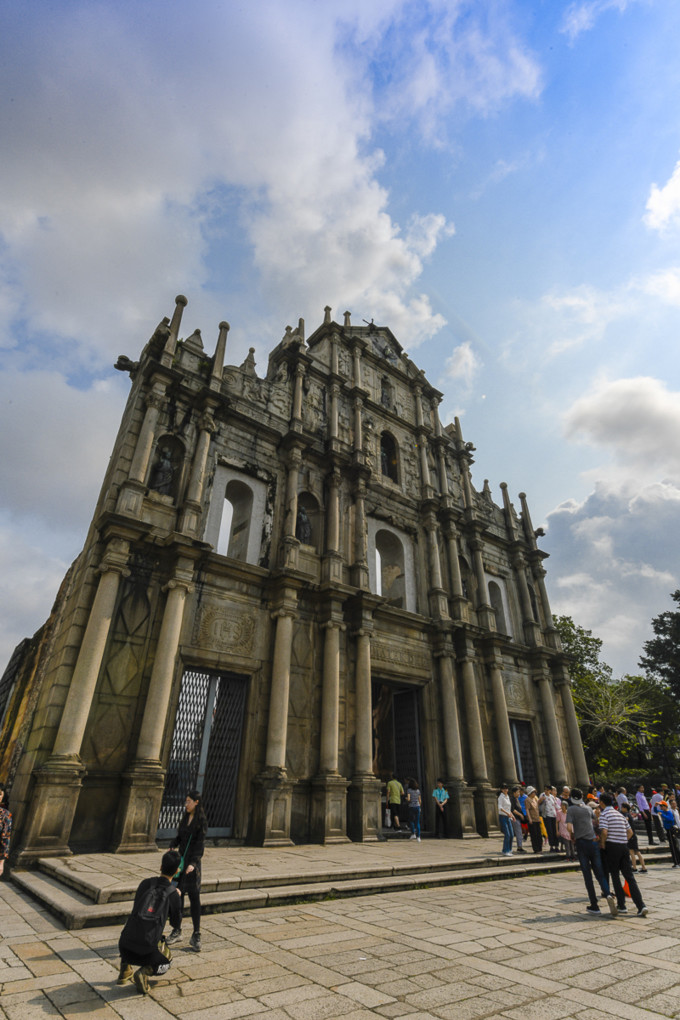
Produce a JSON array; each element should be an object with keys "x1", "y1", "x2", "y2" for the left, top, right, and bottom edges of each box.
[
  {"x1": 516, "y1": 848, "x2": 527, "y2": 854},
  {"x1": 502, "y1": 851, "x2": 512, "y2": 856},
  {"x1": 189, "y1": 931, "x2": 202, "y2": 952},
  {"x1": 606, "y1": 895, "x2": 618, "y2": 917},
  {"x1": 133, "y1": 965, "x2": 153, "y2": 995},
  {"x1": 166, "y1": 928, "x2": 183, "y2": 945},
  {"x1": 617, "y1": 906, "x2": 628, "y2": 914},
  {"x1": 586, "y1": 906, "x2": 601, "y2": 915},
  {"x1": 416, "y1": 837, "x2": 421, "y2": 842},
  {"x1": 117, "y1": 963, "x2": 133, "y2": 984},
  {"x1": 409, "y1": 834, "x2": 416, "y2": 840},
  {"x1": 637, "y1": 907, "x2": 649, "y2": 917}
]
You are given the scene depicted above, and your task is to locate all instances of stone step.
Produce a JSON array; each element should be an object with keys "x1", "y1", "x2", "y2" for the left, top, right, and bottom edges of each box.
[{"x1": 12, "y1": 845, "x2": 673, "y2": 930}]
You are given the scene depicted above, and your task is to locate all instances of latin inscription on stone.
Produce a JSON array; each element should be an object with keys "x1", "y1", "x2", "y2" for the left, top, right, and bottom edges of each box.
[{"x1": 195, "y1": 605, "x2": 255, "y2": 654}]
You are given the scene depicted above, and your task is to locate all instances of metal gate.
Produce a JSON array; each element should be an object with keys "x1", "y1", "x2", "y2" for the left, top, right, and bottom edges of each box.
[
  {"x1": 157, "y1": 670, "x2": 248, "y2": 838},
  {"x1": 393, "y1": 689, "x2": 422, "y2": 785}
]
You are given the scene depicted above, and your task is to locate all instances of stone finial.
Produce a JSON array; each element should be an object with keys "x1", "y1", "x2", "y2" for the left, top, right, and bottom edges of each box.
[
  {"x1": 184, "y1": 328, "x2": 204, "y2": 352},
  {"x1": 210, "y1": 321, "x2": 230, "y2": 388},
  {"x1": 298, "y1": 317, "x2": 305, "y2": 342},
  {"x1": 161, "y1": 294, "x2": 188, "y2": 365},
  {"x1": 324, "y1": 305, "x2": 332, "y2": 324},
  {"x1": 241, "y1": 347, "x2": 256, "y2": 376},
  {"x1": 343, "y1": 311, "x2": 351, "y2": 328}
]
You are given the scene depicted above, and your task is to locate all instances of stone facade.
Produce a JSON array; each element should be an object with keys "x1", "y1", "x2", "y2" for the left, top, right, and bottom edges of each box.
[{"x1": 0, "y1": 297, "x2": 589, "y2": 858}]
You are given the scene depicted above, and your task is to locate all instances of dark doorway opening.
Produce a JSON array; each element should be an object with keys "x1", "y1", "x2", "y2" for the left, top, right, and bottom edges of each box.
[
  {"x1": 372, "y1": 681, "x2": 425, "y2": 823},
  {"x1": 158, "y1": 669, "x2": 248, "y2": 838},
  {"x1": 510, "y1": 719, "x2": 538, "y2": 788}
]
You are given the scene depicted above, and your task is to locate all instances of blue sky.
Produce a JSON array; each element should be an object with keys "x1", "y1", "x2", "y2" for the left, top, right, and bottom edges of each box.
[{"x1": 2, "y1": 0, "x2": 680, "y2": 676}]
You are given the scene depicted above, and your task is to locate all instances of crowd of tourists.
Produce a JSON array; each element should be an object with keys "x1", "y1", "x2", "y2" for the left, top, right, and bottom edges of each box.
[{"x1": 498, "y1": 779, "x2": 680, "y2": 919}]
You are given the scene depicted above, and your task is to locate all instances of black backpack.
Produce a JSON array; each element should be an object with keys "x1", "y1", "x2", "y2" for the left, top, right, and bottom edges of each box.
[{"x1": 123, "y1": 880, "x2": 172, "y2": 949}]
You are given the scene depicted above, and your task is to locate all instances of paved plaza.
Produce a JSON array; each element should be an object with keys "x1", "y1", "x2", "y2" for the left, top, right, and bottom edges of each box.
[{"x1": 1, "y1": 848, "x2": 679, "y2": 1020}]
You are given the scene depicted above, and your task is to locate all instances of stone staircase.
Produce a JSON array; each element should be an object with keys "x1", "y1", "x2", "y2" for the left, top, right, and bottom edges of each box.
[{"x1": 12, "y1": 841, "x2": 673, "y2": 930}]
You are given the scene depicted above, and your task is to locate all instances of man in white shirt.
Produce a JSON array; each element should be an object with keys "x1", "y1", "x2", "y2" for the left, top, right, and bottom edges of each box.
[
  {"x1": 635, "y1": 784, "x2": 655, "y2": 845},
  {"x1": 651, "y1": 789, "x2": 667, "y2": 843},
  {"x1": 599, "y1": 793, "x2": 648, "y2": 917},
  {"x1": 498, "y1": 783, "x2": 514, "y2": 856}
]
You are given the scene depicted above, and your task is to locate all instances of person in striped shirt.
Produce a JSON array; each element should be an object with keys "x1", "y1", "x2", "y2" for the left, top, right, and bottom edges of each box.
[{"x1": 599, "y1": 793, "x2": 648, "y2": 917}]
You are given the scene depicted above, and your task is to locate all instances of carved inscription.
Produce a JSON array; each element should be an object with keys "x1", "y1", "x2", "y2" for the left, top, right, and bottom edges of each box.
[
  {"x1": 504, "y1": 674, "x2": 530, "y2": 711},
  {"x1": 195, "y1": 605, "x2": 255, "y2": 654},
  {"x1": 371, "y1": 639, "x2": 431, "y2": 674}
]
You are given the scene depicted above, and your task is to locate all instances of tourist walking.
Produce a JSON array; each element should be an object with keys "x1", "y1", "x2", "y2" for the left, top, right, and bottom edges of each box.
[
  {"x1": 599, "y1": 793, "x2": 648, "y2": 916},
  {"x1": 556, "y1": 798, "x2": 575, "y2": 859},
  {"x1": 525, "y1": 787, "x2": 542, "y2": 853},
  {"x1": 432, "y1": 779, "x2": 449, "y2": 838},
  {"x1": 510, "y1": 786, "x2": 526, "y2": 853},
  {"x1": 0, "y1": 785, "x2": 11, "y2": 878},
  {"x1": 635, "y1": 784, "x2": 655, "y2": 845},
  {"x1": 618, "y1": 803, "x2": 647, "y2": 873},
  {"x1": 651, "y1": 788, "x2": 667, "y2": 842},
  {"x1": 539, "y1": 784, "x2": 559, "y2": 851},
  {"x1": 118, "y1": 850, "x2": 181, "y2": 994},
  {"x1": 498, "y1": 783, "x2": 514, "y2": 856},
  {"x1": 406, "y1": 779, "x2": 422, "y2": 842},
  {"x1": 167, "y1": 789, "x2": 208, "y2": 951},
  {"x1": 657, "y1": 800, "x2": 680, "y2": 867},
  {"x1": 566, "y1": 788, "x2": 616, "y2": 916},
  {"x1": 386, "y1": 774, "x2": 404, "y2": 831}
]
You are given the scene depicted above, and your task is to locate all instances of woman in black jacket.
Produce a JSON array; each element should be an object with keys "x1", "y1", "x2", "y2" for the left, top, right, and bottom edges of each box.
[{"x1": 166, "y1": 789, "x2": 207, "y2": 951}]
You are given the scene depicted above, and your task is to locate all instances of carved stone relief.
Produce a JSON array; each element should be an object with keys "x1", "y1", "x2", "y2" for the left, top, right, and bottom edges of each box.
[{"x1": 193, "y1": 604, "x2": 256, "y2": 655}]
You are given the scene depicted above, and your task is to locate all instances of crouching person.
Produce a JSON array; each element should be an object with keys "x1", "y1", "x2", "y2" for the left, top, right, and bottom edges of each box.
[{"x1": 118, "y1": 850, "x2": 182, "y2": 995}]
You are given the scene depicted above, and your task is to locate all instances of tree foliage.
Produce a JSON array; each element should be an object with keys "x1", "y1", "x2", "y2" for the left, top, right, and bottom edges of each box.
[
  {"x1": 639, "y1": 589, "x2": 680, "y2": 699},
  {"x1": 554, "y1": 614, "x2": 680, "y2": 774}
]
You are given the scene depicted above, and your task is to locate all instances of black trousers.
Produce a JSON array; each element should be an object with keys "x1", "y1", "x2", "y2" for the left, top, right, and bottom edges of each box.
[
  {"x1": 544, "y1": 816, "x2": 558, "y2": 850},
  {"x1": 119, "y1": 937, "x2": 171, "y2": 976},
  {"x1": 177, "y1": 864, "x2": 202, "y2": 933},
  {"x1": 528, "y1": 821, "x2": 542, "y2": 852},
  {"x1": 604, "y1": 842, "x2": 644, "y2": 911},
  {"x1": 640, "y1": 809, "x2": 655, "y2": 844}
]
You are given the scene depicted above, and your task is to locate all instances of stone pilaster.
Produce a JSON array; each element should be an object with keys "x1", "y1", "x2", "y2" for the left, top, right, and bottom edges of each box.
[
  {"x1": 312, "y1": 612, "x2": 351, "y2": 845},
  {"x1": 487, "y1": 654, "x2": 518, "y2": 785},
  {"x1": 435, "y1": 641, "x2": 475, "y2": 836},
  {"x1": 179, "y1": 409, "x2": 216, "y2": 535},
  {"x1": 111, "y1": 558, "x2": 195, "y2": 852},
  {"x1": 536, "y1": 665, "x2": 568, "y2": 788},
  {"x1": 458, "y1": 642, "x2": 497, "y2": 836},
  {"x1": 555, "y1": 664, "x2": 590, "y2": 787},
  {"x1": 347, "y1": 616, "x2": 381, "y2": 841},
  {"x1": 17, "y1": 538, "x2": 130, "y2": 861}
]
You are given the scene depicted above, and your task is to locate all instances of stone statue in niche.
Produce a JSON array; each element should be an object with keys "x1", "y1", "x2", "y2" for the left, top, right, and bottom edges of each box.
[
  {"x1": 149, "y1": 447, "x2": 174, "y2": 495},
  {"x1": 296, "y1": 506, "x2": 313, "y2": 544},
  {"x1": 380, "y1": 376, "x2": 392, "y2": 409}
]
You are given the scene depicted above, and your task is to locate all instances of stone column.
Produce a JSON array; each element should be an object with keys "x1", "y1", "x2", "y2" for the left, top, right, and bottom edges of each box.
[
  {"x1": 443, "y1": 517, "x2": 467, "y2": 621},
  {"x1": 488, "y1": 657, "x2": 518, "y2": 784},
  {"x1": 353, "y1": 396, "x2": 363, "y2": 452},
  {"x1": 112, "y1": 558, "x2": 195, "y2": 852},
  {"x1": 281, "y1": 446, "x2": 302, "y2": 568},
  {"x1": 179, "y1": 409, "x2": 216, "y2": 535},
  {"x1": 323, "y1": 467, "x2": 344, "y2": 584},
  {"x1": 436, "y1": 646, "x2": 475, "y2": 836},
  {"x1": 18, "y1": 538, "x2": 130, "y2": 861},
  {"x1": 556, "y1": 668, "x2": 590, "y2": 787},
  {"x1": 348, "y1": 619, "x2": 381, "y2": 841},
  {"x1": 350, "y1": 476, "x2": 369, "y2": 589},
  {"x1": 459, "y1": 643, "x2": 497, "y2": 836},
  {"x1": 424, "y1": 509, "x2": 449, "y2": 619},
  {"x1": 253, "y1": 592, "x2": 298, "y2": 846},
  {"x1": 513, "y1": 552, "x2": 540, "y2": 646},
  {"x1": 470, "y1": 536, "x2": 495, "y2": 631},
  {"x1": 117, "y1": 386, "x2": 166, "y2": 516},
  {"x1": 533, "y1": 565, "x2": 559, "y2": 648},
  {"x1": 537, "y1": 668, "x2": 568, "y2": 788},
  {"x1": 312, "y1": 613, "x2": 350, "y2": 843},
  {"x1": 292, "y1": 363, "x2": 305, "y2": 423},
  {"x1": 265, "y1": 609, "x2": 296, "y2": 770},
  {"x1": 209, "y1": 320, "x2": 230, "y2": 388}
]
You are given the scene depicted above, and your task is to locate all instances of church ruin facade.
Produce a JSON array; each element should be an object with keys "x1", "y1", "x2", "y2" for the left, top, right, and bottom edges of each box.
[{"x1": 0, "y1": 296, "x2": 589, "y2": 857}]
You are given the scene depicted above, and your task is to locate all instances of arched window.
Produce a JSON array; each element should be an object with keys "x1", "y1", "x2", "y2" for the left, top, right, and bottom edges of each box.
[
  {"x1": 218, "y1": 480, "x2": 254, "y2": 561},
  {"x1": 376, "y1": 529, "x2": 405, "y2": 608},
  {"x1": 488, "y1": 581, "x2": 508, "y2": 634},
  {"x1": 380, "y1": 432, "x2": 399, "y2": 484},
  {"x1": 296, "y1": 491, "x2": 320, "y2": 550}
]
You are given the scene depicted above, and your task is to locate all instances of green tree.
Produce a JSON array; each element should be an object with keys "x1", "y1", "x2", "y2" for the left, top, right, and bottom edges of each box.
[
  {"x1": 554, "y1": 615, "x2": 679, "y2": 774},
  {"x1": 639, "y1": 589, "x2": 680, "y2": 699}
]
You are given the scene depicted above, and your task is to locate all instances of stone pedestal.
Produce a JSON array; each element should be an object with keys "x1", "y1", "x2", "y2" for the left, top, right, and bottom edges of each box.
[
  {"x1": 110, "y1": 761, "x2": 166, "y2": 853},
  {"x1": 347, "y1": 774, "x2": 382, "y2": 842},
  {"x1": 16, "y1": 755, "x2": 85, "y2": 863},
  {"x1": 473, "y1": 783, "x2": 501, "y2": 837},
  {"x1": 322, "y1": 551, "x2": 345, "y2": 585},
  {"x1": 310, "y1": 775, "x2": 351, "y2": 844},
  {"x1": 446, "y1": 780, "x2": 476, "y2": 837},
  {"x1": 250, "y1": 769, "x2": 294, "y2": 846}
]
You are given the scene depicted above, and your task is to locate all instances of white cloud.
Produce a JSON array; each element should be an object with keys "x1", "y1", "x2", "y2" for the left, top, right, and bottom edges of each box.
[
  {"x1": 564, "y1": 376, "x2": 680, "y2": 482},
  {"x1": 560, "y1": 0, "x2": 636, "y2": 41},
  {"x1": 443, "y1": 341, "x2": 481, "y2": 387},
  {"x1": 645, "y1": 157, "x2": 680, "y2": 232}
]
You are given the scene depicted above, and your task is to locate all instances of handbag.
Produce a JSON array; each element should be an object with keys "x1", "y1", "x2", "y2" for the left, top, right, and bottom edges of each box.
[{"x1": 173, "y1": 831, "x2": 193, "y2": 882}]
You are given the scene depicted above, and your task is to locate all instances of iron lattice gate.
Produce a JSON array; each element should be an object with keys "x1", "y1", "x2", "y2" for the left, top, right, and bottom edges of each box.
[{"x1": 157, "y1": 670, "x2": 248, "y2": 838}]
